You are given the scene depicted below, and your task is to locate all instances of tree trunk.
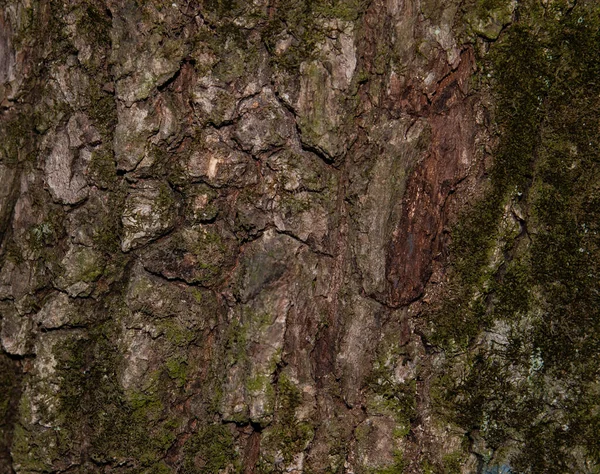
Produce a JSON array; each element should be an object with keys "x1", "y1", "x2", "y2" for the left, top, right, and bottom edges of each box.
[{"x1": 1, "y1": 0, "x2": 599, "y2": 472}]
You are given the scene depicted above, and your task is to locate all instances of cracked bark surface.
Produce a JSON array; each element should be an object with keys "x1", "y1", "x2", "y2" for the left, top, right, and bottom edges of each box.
[{"x1": 1, "y1": 0, "x2": 599, "y2": 473}]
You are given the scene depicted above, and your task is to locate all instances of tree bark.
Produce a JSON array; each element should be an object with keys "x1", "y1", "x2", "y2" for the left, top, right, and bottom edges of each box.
[{"x1": 1, "y1": 0, "x2": 599, "y2": 473}]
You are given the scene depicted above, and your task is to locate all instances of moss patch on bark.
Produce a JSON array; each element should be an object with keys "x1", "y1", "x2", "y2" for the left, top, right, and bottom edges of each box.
[{"x1": 429, "y1": 1, "x2": 600, "y2": 470}]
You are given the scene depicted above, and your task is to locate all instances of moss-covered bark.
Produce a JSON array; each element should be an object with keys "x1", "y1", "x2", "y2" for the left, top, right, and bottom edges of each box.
[
  {"x1": 428, "y1": 1, "x2": 600, "y2": 472},
  {"x1": 1, "y1": 0, "x2": 599, "y2": 472}
]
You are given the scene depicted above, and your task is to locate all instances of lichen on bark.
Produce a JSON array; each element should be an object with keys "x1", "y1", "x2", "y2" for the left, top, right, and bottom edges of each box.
[{"x1": 1, "y1": 0, "x2": 599, "y2": 472}]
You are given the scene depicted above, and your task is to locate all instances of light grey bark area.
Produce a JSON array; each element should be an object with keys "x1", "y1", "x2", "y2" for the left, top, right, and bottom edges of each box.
[
  {"x1": 2, "y1": 0, "x2": 598, "y2": 473},
  {"x1": 0, "y1": 0, "x2": 484, "y2": 472}
]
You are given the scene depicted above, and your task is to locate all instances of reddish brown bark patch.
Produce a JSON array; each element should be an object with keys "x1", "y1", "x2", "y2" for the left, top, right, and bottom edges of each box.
[{"x1": 387, "y1": 49, "x2": 477, "y2": 306}]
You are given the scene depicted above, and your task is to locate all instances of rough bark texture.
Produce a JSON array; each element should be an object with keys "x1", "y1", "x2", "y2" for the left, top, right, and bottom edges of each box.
[{"x1": 1, "y1": 0, "x2": 599, "y2": 473}]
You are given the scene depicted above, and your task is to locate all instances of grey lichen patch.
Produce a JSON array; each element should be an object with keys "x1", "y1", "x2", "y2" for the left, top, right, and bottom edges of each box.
[
  {"x1": 233, "y1": 90, "x2": 294, "y2": 156},
  {"x1": 114, "y1": 101, "x2": 161, "y2": 172},
  {"x1": 55, "y1": 245, "x2": 107, "y2": 297},
  {"x1": 296, "y1": 61, "x2": 349, "y2": 161},
  {"x1": 44, "y1": 129, "x2": 90, "y2": 205},
  {"x1": 121, "y1": 180, "x2": 177, "y2": 251}
]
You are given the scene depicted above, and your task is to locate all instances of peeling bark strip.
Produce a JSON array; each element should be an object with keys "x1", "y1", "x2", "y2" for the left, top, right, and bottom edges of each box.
[
  {"x1": 387, "y1": 48, "x2": 477, "y2": 306},
  {"x1": 1, "y1": 0, "x2": 599, "y2": 472}
]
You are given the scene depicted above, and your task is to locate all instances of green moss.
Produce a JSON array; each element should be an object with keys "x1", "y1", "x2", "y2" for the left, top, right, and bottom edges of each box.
[
  {"x1": 366, "y1": 344, "x2": 416, "y2": 431},
  {"x1": 246, "y1": 373, "x2": 276, "y2": 424},
  {"x1": 91, "y1": 189, "x2": 127, "y2": 256},
  {"x1": 185, "y1": 229, "x2": 236, "y2": 285},
  {"x1": 415, "y1": 451, "x2": 469, "y2": 474},
  {"x1": 0, "y1": 353, "x2": 20, "y2": 468},
  {"x1": 428, "y1": 0, "x2": 552, "y2": 351},
  {"x1": 129, "y1": 389, "x2": 164, "y2": 423},
  {"x1": 89, "y1": 149, "x2": 117, "y2": 190},
  {"x1": 155, "y1": 182, "x2": 176, "y2": 212},
  {"x1": 52, "y1": 326, "x2": 123, "y2": 457},
  {"x1": 279, "y1": 191, "x2": 313, "y2": 215},
  {"x1": 464, "y1": 0, "x2": 514, "y2": 40},
  {"x1": 258, "y1": 374, "x2": 314, "y2": 469},
  {"x1": 49, "y1": 318, "x2": 181, "y2": 469},
  {"x1": 54, "y1": 324, "x2": 137, "y2": 460},
  {"x1": 74, "y1": 248, "x2": 106, "y2": 283},
  {"x1": 222, "y1": 312, "x2": 280, "y2": 422},
  {"x1": 71, "y1": 1, "x2": 116, "y2": 136},
  {"x1": 159, "y1": 319, "x2": 196, "y2": 347},
  {"x1": 146, "y1": 461, "x2": 172, "y2": 474},
  {"x1": 441, "y1": 452, "x2": 465, "y2": 474},
  {"x1": 368, "y1": 377, "x2": 416, "y2": 432},
  {"x1": 192, "y1": 288, "x2": 204, "y2": 304},
  {"x1": 371, "y1": 451, "x2": 406, "y2": 474},
  {"x1": 261, "y1": 0, "x2": 367, "y2": 73},
  {"x1": 86, "y1": 76, "x2": 117, "y2": 140},
  {"x1": 0, "y1": 113, "x2": 35, "y2": 165},
  {"x1": 0, "y1": 357, "x2": 17, "y2": 422},
  {"x1": 76, "y1": 3, "x2": 111, "y2": 48},
  {"x1": 28, "y1": 221, "x2": 58, "y2": 250},
  {"x1": 431, "y1": 1, "x2": 600, "y2": 469},
  {"x1": 10, "y1": 423, "x2": 57, "y2": 472},
  {"x1": 314, "y1": 0, "x2": 369, "y2": 21},
  {"x1": 165, "y1": 356, "x2": 188, "y2": 388},
  {"x1": 246, "y1": 373, "x2": 271, "y2": 393},
  {"x1": 224, "y1": 316, "x2": 248, "y2": 366},
  {"x1": 183, "y1": 184, "x2": 219, "y2": 224},
  {"x1": 190, "y1": 14, "x2": 262, "y2": 85},
  {"x1": 21, "y1": 204, "x2": 66, "y2": 267},
  {"x1": 182, "y1": 424, "x2": 239, "y2": 474},
  {"x1": 203, "y1": 0, "x2": 246, "y2": 18},
  {"x1": 421, "y1": 459, "x2": 437, "y2": 474}
]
